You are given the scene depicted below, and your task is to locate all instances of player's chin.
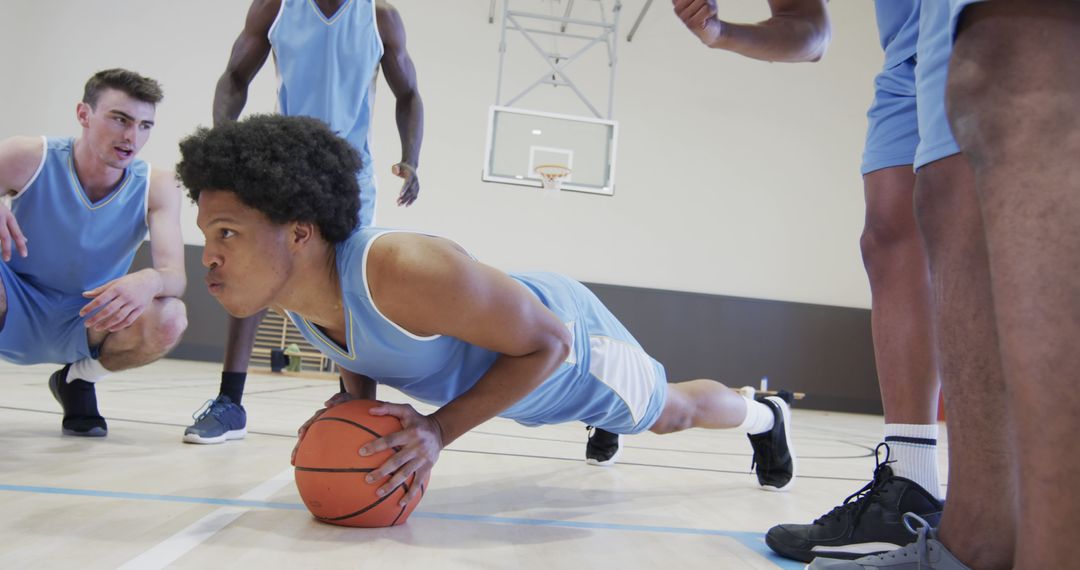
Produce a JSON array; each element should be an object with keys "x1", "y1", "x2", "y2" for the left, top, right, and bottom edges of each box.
[{"x1": 221, "y1": 300, "x2": 266, "y2": 319}]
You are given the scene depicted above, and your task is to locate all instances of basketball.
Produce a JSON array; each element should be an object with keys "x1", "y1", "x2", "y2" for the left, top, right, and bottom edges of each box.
[{"x1": 293, "y1": 399, "x2": 428, "y2": 527}]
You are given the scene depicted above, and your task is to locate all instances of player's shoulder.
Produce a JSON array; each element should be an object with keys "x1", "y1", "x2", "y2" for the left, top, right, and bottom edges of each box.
[{"x1": 0, "y1": 136, "x2": 47, "y2": 193}]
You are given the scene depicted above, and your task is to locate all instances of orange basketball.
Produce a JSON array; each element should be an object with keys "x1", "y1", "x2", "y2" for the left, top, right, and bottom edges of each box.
[{"x1": 293, "y1": 399, "x2": 428, "y2": 527}]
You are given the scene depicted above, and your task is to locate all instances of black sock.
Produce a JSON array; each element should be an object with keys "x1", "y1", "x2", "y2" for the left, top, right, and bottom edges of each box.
[{"x1": 220, "y1": 371, "x2": 247, "y2": 405}]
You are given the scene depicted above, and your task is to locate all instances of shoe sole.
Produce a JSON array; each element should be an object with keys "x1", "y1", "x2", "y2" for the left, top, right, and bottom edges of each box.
[
  {"x1": 182, "y1": 428, "x2": 247, "y2": 445},
  {"x1": 585, "y1": 450, "x2": 621, "y2": 467},
  {"x1": 764, "y1": 533, "x2": 817, "y2": 564},
  {"x1": 760, "y1": 396, "x2": 796, "y2": 492},
  {"x1": 62, "y1": 426, "x2": 107, "y2": 437},
  {"x1": 585, "y1": 434, "x2": 622, "y2": 467}
]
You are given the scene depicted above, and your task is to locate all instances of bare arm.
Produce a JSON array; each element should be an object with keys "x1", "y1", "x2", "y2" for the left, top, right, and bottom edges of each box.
[
  {"x1": 369, "y1": 234, "x2": 571, "y2": 446},
  {"x1": 0, "y1": 136, "x2": 44, "y2": 195},
  {"x1": 79, "y1": 170, "x2": 186, "y2": 331},
  {"x1": 341, "y1": 369, "x2": 377, "y2": 399},
  {"x1": 213, "y1": 0, "x2": 279, "y2": 125},
  {"x1": 142, "y1": 170, "x2": 187, "y2": 298},
  {"x1": 672, "y1": 0, "x2": 831, "y2": 63},
  {"x1": 376, "y1": 1, "x2": 424, "y2": 205},
  {"x1": 0, "y1": 136, "x2": 42, "y2": 260}
]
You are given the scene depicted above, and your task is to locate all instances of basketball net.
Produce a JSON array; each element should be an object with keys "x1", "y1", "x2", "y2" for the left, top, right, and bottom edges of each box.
[{"x1": 534, "y1": 164, "x2": 571, "y2": 192}]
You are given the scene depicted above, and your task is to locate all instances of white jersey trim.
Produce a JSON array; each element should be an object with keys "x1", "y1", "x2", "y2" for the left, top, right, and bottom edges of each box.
[
  {"x1": 143, "y1": 163, "x2": 153, "y2": 230},
  {"x1": 360, "y1": 230, "x2": 442, "y2": 342},
  {"x1": 267, "y1": 0, "x2": 287, "y2": 41},
  {"x1": 14, "y1": 136, "x2": 48, "y2": 198}
]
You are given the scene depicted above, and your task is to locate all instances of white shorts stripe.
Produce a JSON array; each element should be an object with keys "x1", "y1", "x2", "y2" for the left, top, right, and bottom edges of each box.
[{"x1": 587, "y1": 335, "x2": 659, "y2": 425}]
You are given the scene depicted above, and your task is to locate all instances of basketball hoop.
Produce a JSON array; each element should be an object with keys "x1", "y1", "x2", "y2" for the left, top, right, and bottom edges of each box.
[{"x1": 534, "y1": 164, "x2": 571, "y2": 193}]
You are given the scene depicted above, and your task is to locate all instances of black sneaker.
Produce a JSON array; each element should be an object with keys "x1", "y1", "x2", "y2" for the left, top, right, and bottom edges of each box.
[
  {"x1": 48, "y1": 365, "x2": 107, "y2": 437},
  {"x1": 747, "y1": 394, "x2": 796, "y2": 491},
  {"x1": 765, "y1": 443, "x2": 944, "y2": 563},
  {"x1": 585, "y1": 426, "x2": 622, "y2": 466}
]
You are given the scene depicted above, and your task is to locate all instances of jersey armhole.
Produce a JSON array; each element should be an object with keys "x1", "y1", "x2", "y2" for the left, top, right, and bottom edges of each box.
[
  {"x1": 360, "y1": 230, "x2": 441, "y2": 342},
  {"x1": 267, "y1": 0, "x2": 287, "y2": 41},
  {"x1": 13, "y1": 136, "x2": 48, "y2": 198}
]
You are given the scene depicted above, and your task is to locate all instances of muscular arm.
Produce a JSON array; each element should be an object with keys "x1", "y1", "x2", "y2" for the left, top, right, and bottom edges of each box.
[
  {"x1": 367, "y1": 234, "x2": 571, "y2": 446},
  {"x1": 376, "y1": 2, "x2": 423, "y2": 174},
  {"x1": 213, "y1": 0, "x2": 279, "y2": 125},
  {"x1": 673, "y1": 0, "x2": 831, "y2": 63},
  {"x1": 0, "y1": 136, "x2": 42, "y2": 260},
  {"x1": 142, "y1": 170, "x2": 186, "y2": 298},
  {"x1": 0, "y1": 136, "x2": 45, "y2": 195},
  {"x1": 341, "y1": 368, "x2": 377, "y2": 399}
]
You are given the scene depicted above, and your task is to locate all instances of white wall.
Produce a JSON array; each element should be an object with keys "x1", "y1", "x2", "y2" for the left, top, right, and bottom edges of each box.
[{"x1": 0, "y1": 1, "x2": 881, "y2": 308}]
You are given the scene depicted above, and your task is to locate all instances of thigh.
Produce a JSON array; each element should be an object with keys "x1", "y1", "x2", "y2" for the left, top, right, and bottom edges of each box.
[{"x1": 0, "y1": 264, "x2": 91, "y2": 365}]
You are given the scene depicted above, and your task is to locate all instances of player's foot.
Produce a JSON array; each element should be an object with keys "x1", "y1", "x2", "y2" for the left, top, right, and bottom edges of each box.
[
  {"x1": 48, "y1": 365, "x2": 107, "y2": 437},
  {"x1": 766, "y1": 443, "x2": 944, "y2": 562},
  {"x1": 748, "y1": 394, "x2": 795, "y2": 491},
  {"x1": 585, "y1": 426, "x2": 622, "y2": 466},
  {"x1": 183, "y1": 395, "x2": 247, "y2": 444},
  {"x1": 805, "y1": 513, "x2": 968, "y2": 569}
]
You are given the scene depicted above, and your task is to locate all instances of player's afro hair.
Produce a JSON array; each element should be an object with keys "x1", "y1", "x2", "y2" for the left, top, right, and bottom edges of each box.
[{"x1": 177, "y1": 114, "x2": 361, "y2": 243}]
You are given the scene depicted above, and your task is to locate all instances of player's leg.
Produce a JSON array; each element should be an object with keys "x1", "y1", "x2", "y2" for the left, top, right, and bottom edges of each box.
[
  {"x1": 946, "y1": 2, "x2": 1080, "y2": 567},
  {"x1": 183, "y1": 311, "x2": 262, "y2": 444}
]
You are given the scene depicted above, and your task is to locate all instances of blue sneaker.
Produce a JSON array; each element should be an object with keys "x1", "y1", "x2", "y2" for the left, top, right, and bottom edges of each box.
[{"x1": 183, "y1": 395, "x2": 247, "y2": 444}]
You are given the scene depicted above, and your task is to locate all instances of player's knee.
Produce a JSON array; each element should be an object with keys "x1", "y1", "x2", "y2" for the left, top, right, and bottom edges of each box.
[
  {"x1": 149, "y1": 298, "x2": 187, "y2": 353},
  {"x1": 650, "y1": 404, "x2": 693, "y2": 435},
  {"x1": 859, "y1": 215, "x2": 917, "y2": 281}
]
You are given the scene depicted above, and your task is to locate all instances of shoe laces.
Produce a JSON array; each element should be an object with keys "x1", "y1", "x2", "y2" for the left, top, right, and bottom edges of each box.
[
  {"x1": 191, "y1": 398, "x2": 231, "y2": 422},
  {"x1": 814, "y1": 442, "x2": 895, "y2": 525}
]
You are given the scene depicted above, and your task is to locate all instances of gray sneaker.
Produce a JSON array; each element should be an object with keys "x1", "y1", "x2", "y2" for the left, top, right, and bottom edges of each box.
[
  {"x1": 183, "y1": 395, "x2": 247, "y2": 444},
  {"x1": 806, "y1": 514, "x2": 970, "y2": 569}
]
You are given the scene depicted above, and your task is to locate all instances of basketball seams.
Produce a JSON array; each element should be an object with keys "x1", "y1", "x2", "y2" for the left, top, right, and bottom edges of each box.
[
  {"x1": 295, "y1": 400, "x2": 426, "y2": 527},
  {"x1": 313, "y1": 416, "x2": 385, "y2": 439},
  {"x1": 316, "y1": 479, "x2": 409, "y2": 522},
  {"x1": 294, "y1": 466, "x2": 375, "y2": 473}
]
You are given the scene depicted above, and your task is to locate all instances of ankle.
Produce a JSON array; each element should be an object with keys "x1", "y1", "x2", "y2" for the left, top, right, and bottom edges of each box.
[{"x1": 938, "y1": 515, "x2": 1014, "y2": 569}]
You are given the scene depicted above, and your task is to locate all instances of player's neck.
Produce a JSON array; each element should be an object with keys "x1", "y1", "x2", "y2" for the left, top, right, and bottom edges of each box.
[
  {"x1": 71, "y1": 137, "x2": 126, "y2": 199},
  {"x1": 277, "y1": 240, "x2": 344, "y2": 329}
]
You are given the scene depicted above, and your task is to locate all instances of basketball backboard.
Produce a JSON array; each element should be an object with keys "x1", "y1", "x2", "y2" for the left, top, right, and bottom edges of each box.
[{"x1": 483, "y1": 105, "x2": 618, "y2": 196}]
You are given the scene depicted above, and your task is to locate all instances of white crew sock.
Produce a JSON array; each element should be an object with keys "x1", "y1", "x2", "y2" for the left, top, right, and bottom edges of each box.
[
  {"x1": 884, "y1": 423, "x2": 942, "y2": 500},
  {"x1": 68, "y1": 357, "x2": 109, "y2": 383},
  {"x1": 737, "y1": 396, "x2": 775, "y2": 435}
]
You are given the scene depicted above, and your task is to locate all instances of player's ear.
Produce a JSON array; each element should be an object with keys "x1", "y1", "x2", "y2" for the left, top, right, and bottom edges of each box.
[
  {"x1": 76, "y1": 102, "x2": 92, "y2": 129},
  {"x1": 290, "y1": 221, "x2": 316, "y2": 248}
]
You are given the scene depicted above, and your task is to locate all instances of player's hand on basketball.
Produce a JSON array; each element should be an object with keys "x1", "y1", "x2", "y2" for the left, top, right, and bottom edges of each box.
[
  {"x1": 80, "y1": 270, "x2": 162, "y2": 332},
  {"x1": 291, "y1": 391, "x2": 359, "y2": 465},
  {"x1": 361, "y1": 402, "x2": 441, "y2": 506},
  {"x1": 392, "y1": 162, "x2": 419, "y2": 207},
  {"x1": 0, "y1": 204, "x2": 28, "y2": 262},
  {"x1": 672, "y1": 0, "x2": 723, "y2": 46}
]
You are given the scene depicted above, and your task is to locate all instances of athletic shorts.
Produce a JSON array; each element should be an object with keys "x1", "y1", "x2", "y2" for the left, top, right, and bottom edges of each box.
[
  {"x1": 501, "y1": 273, "x2": 669, "y2": 435},
  {"x1": 0, "y1": 261, "x2": 93, "y2": 365},
  {"x1": 862, "y1": 0, "x2": 964, "y2": 174},
  {"x1": 949, "y1": 0, "x2": 989, "y2": 41}
]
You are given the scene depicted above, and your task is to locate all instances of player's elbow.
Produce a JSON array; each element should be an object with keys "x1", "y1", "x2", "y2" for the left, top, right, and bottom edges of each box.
[
  {"x1": 542, "y1": 324, "x2": 573, "y2": 368},
  {"x1": 801, "y1": 12, "x2": 832, "y2": 62}
]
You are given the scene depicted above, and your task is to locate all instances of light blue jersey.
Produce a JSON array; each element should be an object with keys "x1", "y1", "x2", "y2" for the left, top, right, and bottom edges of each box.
[
  {"x1": 269, "y1": 0, "x2": 383, "y2": 225},
  {"x1": 0, "y1": 136, "x2": 150, "y2": 365},
  {"x1": 286, "y1": 229, "x2": 669, "y2": 434}
]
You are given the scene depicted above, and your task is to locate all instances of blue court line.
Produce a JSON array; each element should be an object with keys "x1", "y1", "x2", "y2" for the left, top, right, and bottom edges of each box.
[{"x1": 0, "y1": 483, "x2": 803, "y2": 569}]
